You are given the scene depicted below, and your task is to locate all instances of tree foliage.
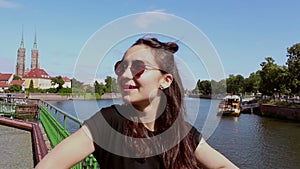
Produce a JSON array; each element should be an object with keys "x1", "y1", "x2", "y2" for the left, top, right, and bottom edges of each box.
[
  {"x1": 29, "y1": 80, "x2": 34, "y2": 92},
  {"x1": 244, "y1": 71, "x2": 261, "y2": 94},
  {"x1": 193, "y1": 79, "x2": 226, "y2": 95},
  {"x1": 192, "y1": 43, "x2": 300, "y2": 98},
  {"x1": 105, "y1": 76, "x2": 113, "y2": 93},
  {"x1": 286, "y1": 43, "x2": 300, "y2": 94},
  {"x1": 94, "y1": 80, "x2": 106, "y2": 96},
  {"x1": 259, "y1": 57, "x2": 285, "y2": 95},
  {"x1": 51, "y1": 76, "x2": 65, "y2": 93},
  {"x1": 8, "y1": 84, "x2": 22, "y2": 92},
  {"x1": 197, "y1": 80, "x2": 211, "y2": 95},
  {"x1": 226, "y1": 74, "x2": 244, "y2": 95},
  {"x1": 13, "y1": 75, "x2": 22, "y2": 80},
  {"x1": 71, "y1": 78, "x2": 84, "y2": 88}
]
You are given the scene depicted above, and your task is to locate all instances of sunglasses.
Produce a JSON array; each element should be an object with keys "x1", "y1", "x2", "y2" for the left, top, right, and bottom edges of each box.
[{"x1": 114, "y1": 60, "x2": 161, "y2": 77}]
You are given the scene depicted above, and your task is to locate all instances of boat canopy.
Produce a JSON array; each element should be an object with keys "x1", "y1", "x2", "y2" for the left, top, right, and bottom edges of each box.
[{"x1": 224, "y1": 95, "x2": 240, "y2": 99}]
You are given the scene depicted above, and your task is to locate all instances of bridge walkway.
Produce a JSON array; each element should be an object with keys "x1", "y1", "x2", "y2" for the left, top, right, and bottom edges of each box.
[{"x1": 0, "y1": 124, "x2": 34, "y2": 169}]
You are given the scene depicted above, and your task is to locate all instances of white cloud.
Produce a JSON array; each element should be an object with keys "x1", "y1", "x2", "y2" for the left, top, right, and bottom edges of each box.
[
  {"x1": 0, "y1": 0, "x2": 21, "y2": 8},
  {"x1": 135, "y1": 10, "x2": 171, "y2": 29}
]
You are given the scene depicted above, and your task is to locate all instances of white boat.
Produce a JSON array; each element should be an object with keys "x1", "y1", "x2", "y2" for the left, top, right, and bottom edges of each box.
[
  {"x1": 217, "y1": 95, "x2": 241, "y2": 117},
  {"x1": 240, "y1": 97, "x2": 260, "y2": 113}
]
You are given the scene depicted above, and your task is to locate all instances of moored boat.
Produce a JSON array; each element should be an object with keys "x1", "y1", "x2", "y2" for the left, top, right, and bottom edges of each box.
[
  {"x1": 217, "y1": 95, "x2": 241, "y2": 117},
  {"x1": 240, "y1": 97, "x2": 260, "y2": 114}
]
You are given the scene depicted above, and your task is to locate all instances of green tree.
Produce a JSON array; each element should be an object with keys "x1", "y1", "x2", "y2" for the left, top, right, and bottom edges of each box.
[
  {"x1": 94, "y1": 81, "x2": 100, "y2": 94},
  {"x1": 277, "y1": 66, "x2": 291, "y2": 96},
  {"x1": 29, "y1": 80, "x2": 34, "y2": 92},
  {"x1": 198, "y1": 80, "x2": 211, "y2": 95},
  {"x1": 51, "y1": 76, "x2": 65, "y2": 93},
  {"x1": 94, "y1": 80, "x2": 106, "y2": 96},
  {"x1": 226, "y1": 74, "x2": 244, "y2": 95},
  {"x1": 85, "y1": 85, "x2": 95, "y2": 93},
  {"x1": 259, "y1": 57, "x2": 284, "y2": 95},
  {"x1": 57, "y1": 88, "x2": 72, "y2": 93},
  {"x1": 71, "y1": 78, "x2": 84, "y2": 88},
  {"x1": 13, "y1": 75, "x2": 22, "y2": 80},
  {"x1": 8, "y1": 84, "x2": 22, "y2": 92},
  {"x1": 193, "y1": 79, "x2": 201, "y2": 94},
  {"x1": 104, "y1": 76, "x2": 119, "y2": 93},
  {"x1": 286, "y1": 43, "x2": 300, "y2": 94},
  {"x1": 105, "y1": 76, "x2": 113, "y2": 93},
  {"x1": 211, "y1": 79, "x2": 226, "y2": 95},
  {"x1": 244, "y1": 71, "x2": 261, "y2": 94},
  {"x1": 46, "y1": 88, "x2": 57, "y2": 93},
  {"x1": 111, "y1": 77, "x2": 120, "y2": 93}
]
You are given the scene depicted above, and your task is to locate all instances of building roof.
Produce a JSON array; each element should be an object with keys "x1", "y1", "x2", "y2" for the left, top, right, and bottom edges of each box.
[
  {"x1": 10, "y1": 79, "x2": 25, "y2": 85},
  {"x1": 0, "y1": 82, "x2": 9, "y2": 87},
  {"x1": 62, "y1": 76, "x2": 71, "y2": 82},
  {"x1": 22, "y1": 68, "x2": 51, "y2": 79},
  {"x1": 0, "y1": 73, "x2": 13, "y2": 81}
]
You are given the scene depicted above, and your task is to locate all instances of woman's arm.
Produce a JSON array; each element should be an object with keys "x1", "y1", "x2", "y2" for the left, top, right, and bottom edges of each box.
[
  {"x1": 35, "y1": 125, "x2": 95, "y2": 169},
  {"x1": 195, "y1": 138, "x2": 239, "y2": 169}
]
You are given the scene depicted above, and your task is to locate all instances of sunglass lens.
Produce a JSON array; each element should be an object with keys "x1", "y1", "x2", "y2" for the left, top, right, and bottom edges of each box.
[
  {"x1": 131, "y1": 61, "x2": 145, "y2": 77},
  {"x1": 114, "y1": 60, "x2": 147, "y2": 77},
  {"x1": 114, "y1": 61, "x2": 123, "y2": 76}
]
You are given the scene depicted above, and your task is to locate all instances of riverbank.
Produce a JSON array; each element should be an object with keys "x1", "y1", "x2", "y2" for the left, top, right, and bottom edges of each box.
[
  {"x1": 0, "y1": 93, "x2": 122, "y2": 101},
  {"x1": 28, "y1": 93, "x2": 122, "y2": 101},
  {"x1": 258, "y1": 104, "x2": 300, "y2": 122},
  {"x1": 187, "y1": 94, "x2": 224, "y2": 100}
]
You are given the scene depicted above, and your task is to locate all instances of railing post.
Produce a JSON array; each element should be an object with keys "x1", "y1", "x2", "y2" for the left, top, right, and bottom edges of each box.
[
  {"x1": 38, "y1": 100, "x2": 99, "y2": 168},
  {"x1": 55, "y1": 110, "x2": 58, "y2": 120},
  {"x1": 63, "y1": 115, "x2": 67, "y2": 130}
]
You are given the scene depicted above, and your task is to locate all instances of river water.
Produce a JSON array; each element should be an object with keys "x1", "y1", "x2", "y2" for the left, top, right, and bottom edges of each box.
[{"x1": 48, "y1": 97, "x2": 300, "y2": 169}]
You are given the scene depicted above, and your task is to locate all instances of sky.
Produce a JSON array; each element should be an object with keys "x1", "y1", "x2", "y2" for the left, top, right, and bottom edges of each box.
[{"x1": 1, "y1": 0, "x2": 299, "y2": 89}]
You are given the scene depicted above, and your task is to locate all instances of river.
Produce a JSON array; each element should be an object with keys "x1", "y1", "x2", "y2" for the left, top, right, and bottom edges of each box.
[{"x1": 48, "y1": 97, "x2": 300, "y2": 169}]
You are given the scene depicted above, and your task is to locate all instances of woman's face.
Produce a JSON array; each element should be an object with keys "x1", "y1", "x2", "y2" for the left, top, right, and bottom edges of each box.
[{"x1": 116, "y1": 45, "x2": 166, "y2": 107}]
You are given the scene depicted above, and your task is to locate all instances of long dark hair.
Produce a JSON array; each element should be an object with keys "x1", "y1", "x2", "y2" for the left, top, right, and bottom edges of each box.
[{"x1": 124, "y1": 37, "x2": 199, "y2": 169}]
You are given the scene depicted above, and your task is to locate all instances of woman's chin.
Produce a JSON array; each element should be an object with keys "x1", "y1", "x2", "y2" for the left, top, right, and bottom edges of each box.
[{"x1": 122, "y1": 95, "x2": 132, "y2": 104}]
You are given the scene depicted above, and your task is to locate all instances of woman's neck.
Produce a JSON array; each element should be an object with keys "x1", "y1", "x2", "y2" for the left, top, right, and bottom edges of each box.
[{"x1": 133, "y1": 96, "x2": 162, "y2": 131}]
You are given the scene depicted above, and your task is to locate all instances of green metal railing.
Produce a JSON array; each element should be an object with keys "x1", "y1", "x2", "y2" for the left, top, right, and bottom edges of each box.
[
  {"x1": 0, "y1": 101, "x2": 15, "y2": 117},
  {"x1": 0, "y1": 97, "x2": 38, "y2": 119},
  {"x1": 39, "y1": 100, "x2": 99, "y2": 169},
  {"x1": 0, "y1": 97, "x2": 99, "y2": 168}
]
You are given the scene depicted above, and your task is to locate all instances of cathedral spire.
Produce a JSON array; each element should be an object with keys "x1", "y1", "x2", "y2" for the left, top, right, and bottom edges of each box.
[
  {"x1": 31, "y1": 26, "x2": 40, "y2": 70},
  {"x1": 20, "y1": 25, "x2": 24, "y2": 48},
  {"x1": 33, "y1": 28, "x2": 38, "y2": 50},
  {"x1": 16, "y1": 25, "x2": 26, "y2": 77}
]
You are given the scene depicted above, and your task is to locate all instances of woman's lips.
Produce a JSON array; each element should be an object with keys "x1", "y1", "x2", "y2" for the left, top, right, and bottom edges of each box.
[{"x1": 122, "y1": 84, "x2": 138, "y2": 92}]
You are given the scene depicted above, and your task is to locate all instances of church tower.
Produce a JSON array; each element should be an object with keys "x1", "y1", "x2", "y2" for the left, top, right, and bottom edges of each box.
[
  {"x1": 16, "y1": 28, "x2": 26, "y2": 77},
  {"x1": 31, "y1": 30, "x2": 39, "y2": 70}
]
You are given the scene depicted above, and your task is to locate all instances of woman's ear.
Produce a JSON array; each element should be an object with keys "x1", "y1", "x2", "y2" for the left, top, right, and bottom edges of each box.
[{"x1": 160, "y1": 73, "x2": 173, "y2": 89}]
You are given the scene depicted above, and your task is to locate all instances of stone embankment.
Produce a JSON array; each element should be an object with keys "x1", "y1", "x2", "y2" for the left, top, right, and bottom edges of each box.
[
  {"x1": 28, "y1": 93, "x2": 83, "y2": 101},
  {"x1": 1, "y1": 93, "x2": 122, "y2": 101},
  {"x1": 258, "y1": 104, "x2": 300, "y2": 122},
  {"x1": 28, "y1": 93, "x2": 121, "y2": 101}
]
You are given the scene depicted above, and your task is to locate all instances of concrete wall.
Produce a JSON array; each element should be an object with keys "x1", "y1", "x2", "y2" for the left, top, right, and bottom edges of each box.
[{"x1": 258, "y1": 104, "x2": 300, "y2": 122}]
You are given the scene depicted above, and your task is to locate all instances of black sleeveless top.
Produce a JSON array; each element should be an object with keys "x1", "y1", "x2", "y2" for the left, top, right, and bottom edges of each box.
[{"x1": 84, "y1": 104, "x2": 201, "y2": 169}]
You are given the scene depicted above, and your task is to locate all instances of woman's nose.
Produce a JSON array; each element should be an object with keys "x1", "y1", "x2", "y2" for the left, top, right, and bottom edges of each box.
[{"x1": 120, "y1": 66, "x2": 134, "y2": 79}]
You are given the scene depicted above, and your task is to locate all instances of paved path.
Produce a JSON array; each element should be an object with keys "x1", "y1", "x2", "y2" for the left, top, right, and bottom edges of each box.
[{"x1": 0, "y1": 124, "x2": 34, "y2": 169}]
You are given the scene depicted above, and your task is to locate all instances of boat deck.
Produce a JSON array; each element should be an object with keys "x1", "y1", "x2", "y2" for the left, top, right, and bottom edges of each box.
[{"x1": 0, "y1": 124, "x2": 34, "y2": 169}]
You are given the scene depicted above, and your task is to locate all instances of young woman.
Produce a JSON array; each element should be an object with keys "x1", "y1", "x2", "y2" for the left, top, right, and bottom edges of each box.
[{"x1": 35, "y1": 37, "x2": 239, "y2": 169}]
